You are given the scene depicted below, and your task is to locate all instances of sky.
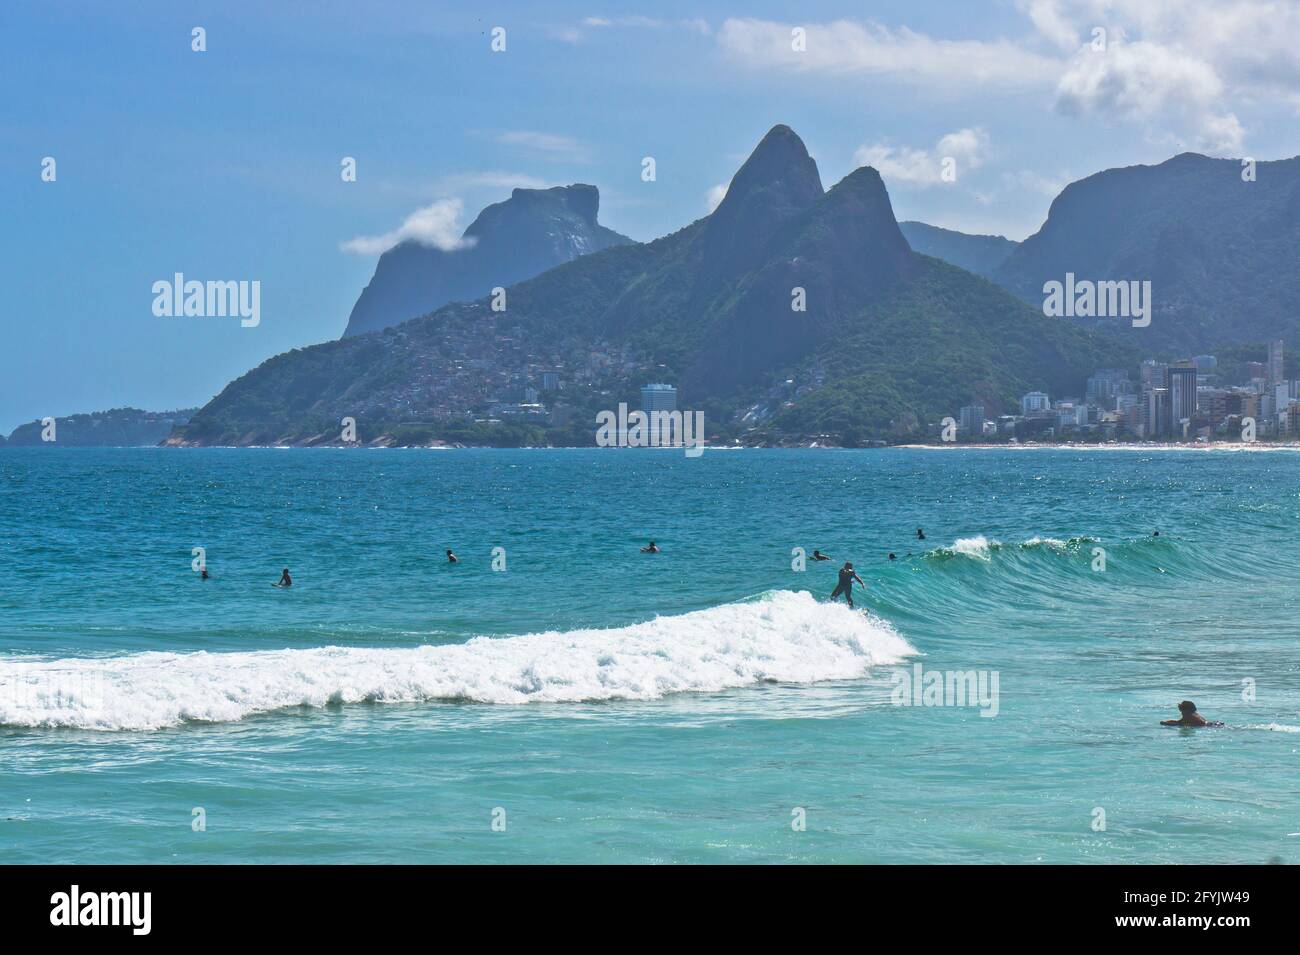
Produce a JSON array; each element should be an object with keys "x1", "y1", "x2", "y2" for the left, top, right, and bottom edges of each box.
[{"x1": 3, "y1": 0, "x2": 1300, "y2": 433}]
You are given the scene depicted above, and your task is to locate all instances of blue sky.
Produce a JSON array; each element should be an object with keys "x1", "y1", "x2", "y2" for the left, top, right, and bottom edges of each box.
[{"x1": 3, "y1": 0, "x2": 1299, "y2": 433}]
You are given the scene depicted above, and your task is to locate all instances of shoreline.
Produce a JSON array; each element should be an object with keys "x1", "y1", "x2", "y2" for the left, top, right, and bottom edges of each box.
[
  {"x1": 894, "y1": 441, "x2": 1300, "y2": 452},
  {"x1": 8, "y1": 441, "x2": 1300, "y2": 452}
]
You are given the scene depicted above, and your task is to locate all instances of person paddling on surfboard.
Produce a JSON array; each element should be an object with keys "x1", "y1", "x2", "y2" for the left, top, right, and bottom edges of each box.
[
  {"x1": 811, "y1": 549, "x2": 832, "y2": 561},
  {"x1": 1161, "y1": 700, "x2": 1221, "y2": 727},
  {"x1": 830, "y1": 562, "x2": 865, "y2": 609},
  {"x1": 641, "y1": 541, "x2": 660, "y2": 553},
  {"x1": 446, "y1": 549, "x2": 459, "y2": 564},
  {"x1": 276, "y1": 568, "x2": 292, "y2": 588}
]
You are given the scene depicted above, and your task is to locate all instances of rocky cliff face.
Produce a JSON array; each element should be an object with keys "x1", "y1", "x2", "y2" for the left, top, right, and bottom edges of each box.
[
  {"x1": 993, "y1": 152, "x2": 1300, "y2": 351},
  {"x1": 342, "y1": 184, "x2": 632, "y2": 337}
]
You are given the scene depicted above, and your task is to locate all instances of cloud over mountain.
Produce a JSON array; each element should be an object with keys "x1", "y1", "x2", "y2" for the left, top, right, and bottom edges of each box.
[{"x1": 341, "y1": 200, "x2": 475, "y2": 256}]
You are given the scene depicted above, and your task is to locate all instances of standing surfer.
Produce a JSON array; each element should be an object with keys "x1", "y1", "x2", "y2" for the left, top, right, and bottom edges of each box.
[{"x1": 830, "y1": 561, "x2": 865, "y2": 609}]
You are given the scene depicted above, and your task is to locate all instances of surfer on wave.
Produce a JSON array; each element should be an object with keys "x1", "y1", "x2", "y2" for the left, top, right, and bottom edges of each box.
[{"x1": 830, "y1": 561, "x2": 865, "y2": 610}]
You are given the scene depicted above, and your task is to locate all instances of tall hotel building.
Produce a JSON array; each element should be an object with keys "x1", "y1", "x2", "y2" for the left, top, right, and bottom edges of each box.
[{"x1": 1167, "y1": 361, "x2": 1198, "y2": 433}]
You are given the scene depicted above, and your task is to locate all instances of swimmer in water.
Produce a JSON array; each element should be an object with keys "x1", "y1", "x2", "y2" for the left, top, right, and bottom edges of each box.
[
  {"x1": 200, "y1": 568, "x2": 210, "y2": 580},
  {"x1": 888, "y1": 553, "x2": 896, "y2": 561},
  {"x1": 830, "y1": 561, "x2": 865, "y2": 609},
  {"x1": 446, "y1": 549, "x2": 459, "y2": 563},
  {"x1": 1161, "y1": 700, "x2": 1221, "y2": 727},
  {"x1": 811, "y1": 549, "x2": 832, "y2": 561},
  {"x1": 641, "y1": 541, "x2": 660, "y2": 553},
  {"x1": 1153, "y1": 530, "x2": 1161, "y2": 537},
  {"x1": 277, "y1": 568, "x2": 291, "y2": 588},
  {"x1": 916, "y1": 528, "x2": 926, "y2": 541}
]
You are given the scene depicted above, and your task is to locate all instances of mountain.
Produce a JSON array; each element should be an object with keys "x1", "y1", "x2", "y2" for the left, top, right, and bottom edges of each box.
[
  {"x1": 342, "y1": 184, "x2": 633, "y2": 337},
  {"x1": 173, "y1": 125, "x2": 1132, "y2": 447},
  {"x1": 5, "y1": 408, "x2": 197, "y2": 446},
  {"x1": 899, "y1": 221, "x2": 1018, "y2": 277},
  {"x1": 993, "y1": 153, "x2": 1300, "y2": 352}
]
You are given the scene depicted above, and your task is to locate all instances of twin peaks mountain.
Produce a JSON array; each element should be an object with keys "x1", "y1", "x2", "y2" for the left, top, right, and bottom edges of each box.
[
  {"x1": 178, "y1": 125, "x2": 1127, "y2": 446},
  {"x1": 342, "y1": 184, "x2": 632, "y2": 337}
]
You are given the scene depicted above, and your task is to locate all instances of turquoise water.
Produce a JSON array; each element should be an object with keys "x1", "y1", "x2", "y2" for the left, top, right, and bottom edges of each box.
[{"x1": 1, "y1": 447, "x2": 1298, "y2": 864}]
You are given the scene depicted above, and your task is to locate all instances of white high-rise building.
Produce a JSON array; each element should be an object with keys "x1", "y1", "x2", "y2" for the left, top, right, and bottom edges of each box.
[
  {"x1": 640, "y1": 383, "x2": 677, "y2": 413},
  {"x1": 959, "y1": 404, "x2": 985, "y2": 437},
  {"x1": 1020, "y1": 391, "x2": 1050, "y2": 415}
]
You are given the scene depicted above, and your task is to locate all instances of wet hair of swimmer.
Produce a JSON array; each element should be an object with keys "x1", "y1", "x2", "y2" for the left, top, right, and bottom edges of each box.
[{"x1": 1178, "y1": 700, "x2": 1197, "y2": 714}]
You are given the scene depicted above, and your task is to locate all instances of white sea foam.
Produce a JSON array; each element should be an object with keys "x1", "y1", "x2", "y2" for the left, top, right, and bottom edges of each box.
[
  {"x1": 1250, "y1": 722, "x2": 1300, "y2": 733},
  {"x1": 0, "y1": 591, "x2": 915, "y2": 731},
  {"x1": 949, "y1": 535, "x2": 998, "y2": 559}
]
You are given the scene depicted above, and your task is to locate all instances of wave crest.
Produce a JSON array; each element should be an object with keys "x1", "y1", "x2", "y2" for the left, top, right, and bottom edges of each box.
[{"x1": 0, "y1": 591, "x2": 915, "y2": 731}]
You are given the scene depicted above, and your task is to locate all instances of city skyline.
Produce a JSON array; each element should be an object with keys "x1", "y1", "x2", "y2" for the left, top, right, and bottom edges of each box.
[{"x1": 947, "y1": 341, "x2": 1297, "y2": 443}]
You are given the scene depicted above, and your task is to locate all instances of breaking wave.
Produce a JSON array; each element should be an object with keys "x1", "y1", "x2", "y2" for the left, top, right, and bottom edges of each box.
[{"x1": 0, "y1": 590, "x2": 915, "y2": 731}]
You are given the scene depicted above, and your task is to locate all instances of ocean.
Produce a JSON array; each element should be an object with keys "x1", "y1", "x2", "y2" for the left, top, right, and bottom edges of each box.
[{"x1": 1, "y1": 447, "x2": 1297, "y2": 864}]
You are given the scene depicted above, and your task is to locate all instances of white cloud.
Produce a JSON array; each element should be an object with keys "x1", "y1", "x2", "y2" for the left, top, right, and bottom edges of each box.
[
  {"x1": 854, "y1": 128, "x2": 990, "y2": 188},
  {"x1": 1028, "y1": 0, "x2": 1300, "y2": 153},
  {"x1": 494, "y1": 130, "x2": 590, "y2": 162},
  {"x1": 560, "y1": 16, "x2": 711, "y2": 42},
  {"x1": 705, "y1": 183, "x2": 728, "y2": 212},
  {"x1": 1193, "y1": 112, "x2": 1246, "y2": 155},
  {"x1": 1020, "y1": 0, "x2": 1080, "y2": 51},
  {"x1": 718, "y1": 4, "x2": 1300, "y2": 156},
  {"x1": 437, "y1": 171, "x2": 551, "y2": 192},
  {"x1": 1055, "y1": 40, "x2": 1242, "y2": 153},
  {"x1": 551, "y1": 27, "x2": 585, "y2": 44},
  {"x1": 717, "y1": 18, "x2": 1059, "y2": 89},
  {"x1": 341, "y1": 199, "x2": 474, "y2": 256},
  {"x1": 1003, "y1": 169, "x2": 1069, "y2": 198}
]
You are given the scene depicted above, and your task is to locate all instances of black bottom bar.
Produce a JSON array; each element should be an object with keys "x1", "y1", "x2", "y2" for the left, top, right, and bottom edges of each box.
[{"x1": 0, "y1": 865, "x2": 1284, "y2": 940}]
